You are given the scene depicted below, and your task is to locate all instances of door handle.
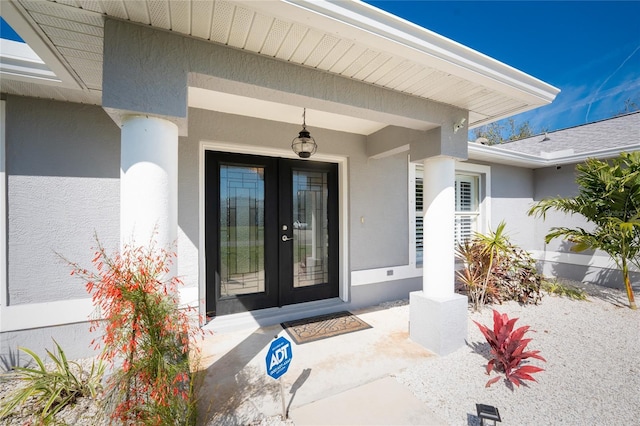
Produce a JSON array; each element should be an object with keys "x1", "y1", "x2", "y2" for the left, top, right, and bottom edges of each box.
[{"x1": 282, "y1": 235, "x2": 294, "y2": 242}]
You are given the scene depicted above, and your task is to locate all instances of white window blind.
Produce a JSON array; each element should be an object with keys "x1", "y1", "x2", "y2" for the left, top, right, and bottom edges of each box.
[{"x1": 455, "y1": 175, "x2": 479, "y2": 245}]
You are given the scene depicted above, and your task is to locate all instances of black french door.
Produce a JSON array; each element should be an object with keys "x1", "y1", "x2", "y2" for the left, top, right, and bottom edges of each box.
[{"x1": 205, "y1": 151, "x2": 338, "y2": 317}]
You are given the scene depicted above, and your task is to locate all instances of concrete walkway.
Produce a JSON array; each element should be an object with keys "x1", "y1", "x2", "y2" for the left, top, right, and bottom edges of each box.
[{"x1": 196, "y1": 302, "x2": 447, "y2": 425}]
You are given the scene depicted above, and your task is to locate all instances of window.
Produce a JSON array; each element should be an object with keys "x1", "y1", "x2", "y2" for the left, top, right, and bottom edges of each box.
[
  {"x1": 411, "y1": 162, "x2": 488, "y2": 267},
  {"x1": 455, "y1": 175, "x2": 479, "y2": 245}
]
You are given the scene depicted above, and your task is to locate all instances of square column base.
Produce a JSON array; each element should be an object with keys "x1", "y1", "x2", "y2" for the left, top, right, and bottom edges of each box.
[{"x1": 409, "y1": 291, "x2": 468, "y2": 356}]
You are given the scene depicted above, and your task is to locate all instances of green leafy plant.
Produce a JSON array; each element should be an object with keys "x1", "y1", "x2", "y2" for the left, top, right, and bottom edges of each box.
[
  {"x1": 542, "y1": 279, "x2": 588, "y2": 300},
  {"x1": 0, "y1": 339, "x2": 105, "y2": 423},
  {"x1": 67, "y1": 239, "x2": 206, "y2": 425},
  {"x1": 528, "y1": 151, "x2": 640, "y2": 309},
  {"x1": 456, "y1": 222, "x2": 542, "y2": 311},
  {"x1": 474, "y1": 310, "x2": 546, "y2": 388}
]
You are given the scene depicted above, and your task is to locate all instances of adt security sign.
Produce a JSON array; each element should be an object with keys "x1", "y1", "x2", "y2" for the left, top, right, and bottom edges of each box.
[{"x1": 266, "y1": 336, "x2": 292, "y2": 380}]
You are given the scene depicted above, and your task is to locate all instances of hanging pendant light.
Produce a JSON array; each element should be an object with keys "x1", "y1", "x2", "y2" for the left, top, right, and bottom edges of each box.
[{"x1": 291, "y1": 108, "x2": 317, "y2": 159}]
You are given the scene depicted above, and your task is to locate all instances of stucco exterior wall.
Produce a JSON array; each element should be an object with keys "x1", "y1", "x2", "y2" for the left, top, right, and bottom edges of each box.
[
  {"x1": 5, "y1": 96, "x2": 120, "y2": 305},
  {"x1": 488, "y1": 163, "x2": 535, "y2": 249},
  {"x1": 178, "y1": 107, "x2": 410, "y2": 286},
  {"x1": 533, "y1": 164, "x2": 639, "y2": 289},
  {"x1": 1, "y1": 97, "x2": 415, "y2": 362}
]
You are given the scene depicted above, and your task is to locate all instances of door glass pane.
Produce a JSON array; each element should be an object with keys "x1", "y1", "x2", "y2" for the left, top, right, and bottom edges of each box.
[
  {"x1": 220, "y1": 165, "x2": 265, "y2": 297},
  {"x1": 293, "y1": 170, "x2": 329, "y2": 287}
]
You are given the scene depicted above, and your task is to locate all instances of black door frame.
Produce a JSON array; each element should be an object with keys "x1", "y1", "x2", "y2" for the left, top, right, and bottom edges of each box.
[{"x1": 205, "y1": 151, "x2": 339, "y2": 317}]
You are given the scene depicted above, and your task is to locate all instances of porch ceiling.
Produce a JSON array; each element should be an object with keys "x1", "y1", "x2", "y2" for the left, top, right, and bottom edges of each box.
[{"x1": 1, "y1": 0, "x2": 559, "y2": 133}]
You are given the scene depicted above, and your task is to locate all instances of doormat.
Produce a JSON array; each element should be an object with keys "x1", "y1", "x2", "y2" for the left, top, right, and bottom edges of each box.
[{"x1": 281, "y1": 311, "x2": 371, "y2": 344}]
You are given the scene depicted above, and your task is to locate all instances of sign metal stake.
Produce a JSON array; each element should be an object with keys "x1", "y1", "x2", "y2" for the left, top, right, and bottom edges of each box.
[{"x1": 279, "y1": 376, "x2": 287, "y2": 420}]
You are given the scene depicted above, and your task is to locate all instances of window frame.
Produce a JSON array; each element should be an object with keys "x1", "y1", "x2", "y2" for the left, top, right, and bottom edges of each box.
[{"x1": 409, "y1": 159, "x2": 491, "y2": 268}]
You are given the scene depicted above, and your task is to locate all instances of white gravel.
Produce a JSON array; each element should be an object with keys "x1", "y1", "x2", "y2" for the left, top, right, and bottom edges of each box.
[
  {"x1": 395, "y1": 282, "x2": 640, "y2": 425},
  {"x1": 2, "y1": 282, "x2": 638, "y2": 425}
]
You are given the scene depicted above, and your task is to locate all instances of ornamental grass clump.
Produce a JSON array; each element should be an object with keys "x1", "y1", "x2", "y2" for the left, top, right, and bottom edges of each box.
[
  {"x1": 0, "y1": 340, "x2": 105, "y2": 423},
  {"x1": 67, "y1": 239, "x2": 206, "y2": 425},
  {"x1": 474, "y1": 310, "x2": 546, "y2": 388}
]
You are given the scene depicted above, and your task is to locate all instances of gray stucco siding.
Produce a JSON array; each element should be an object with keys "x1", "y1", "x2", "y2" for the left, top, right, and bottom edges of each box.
[
  {"x1": 533, "y1": 164, "x2": 591, "y2": 253},
  {"x1": 530, "y1": 163, "x2": 635, "y2": 287},
  {"x1": 179, "y1": 108, "x2": 410, "y2": 281},
  {"x1": 5, "y1": 96, "x2": 120, "y2": 304},
  {"x1": 488, "y1": 163, "x2": 536, "y2": 249}
]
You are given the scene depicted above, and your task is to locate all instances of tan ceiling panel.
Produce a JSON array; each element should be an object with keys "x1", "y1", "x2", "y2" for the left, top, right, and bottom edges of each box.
[
  {"x1": 168, "y1": 0, "x2": 191, "y2": 34},
  {"x1": 315, "y1": 38, "x2": 352, "y2": 71},
  {"x1": 89, "y1": 1, "x2": 128, "y2": 18},
  {"x1": 227, "y1": 6, "x2": 254, "y2": 49},
  {"x1": 30, "y1": 12, "x2": 103, "y2": 37},
  {"x1": 260, "y1": 18, "x2": 290, "y2": 57},
  {"x1": 21, "y1": 0, "x2": 103, "y2": 26},
  {"x1": 373, "y1": 60, "x2": 414, "y2": 87},
  {"x1": 341, "y1": 49, "x2": 379, "y2": 79},
  {"x1": 289, "y1": 28, "x2": 324, "y2": 65},
  {"x1": 329, "y1": 44, "x2": 367, "y2": 75},
  {"x1": 275, "y1": 23, "x2": 307, "y2": 61},
  {"x1": 243, "y1": 13, "x2": 273, "y2": 52},
  {"x1": 123, "y1": 1, "x2": 150, "y2": 25},
  {"x1": 54, "y1": 37, "x2": 103, "y2": 54},
  {"x1": 147, "y1": 0, "x2": 171, "y2": 30},
  {"x1": 190, "y1": 1, "x2": 214, "y2": 40},
  {"x1": 211, "y1": 1, "x2": 235, "y2": 44},
  {"x1": 57, "y1": 47, "x2": 102, "y2": 62},
  {"x1": 350, "y1": 52, "x2": 390, "y2": 81}
]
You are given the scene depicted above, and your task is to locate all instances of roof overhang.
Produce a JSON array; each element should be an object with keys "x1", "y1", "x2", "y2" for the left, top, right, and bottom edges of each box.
[
  {"x1": 1, "y1": 0, "x2": 559, "y2": 130},
  {"x1": 468, "y1": 142, "x2": 640, "y2": 168}
]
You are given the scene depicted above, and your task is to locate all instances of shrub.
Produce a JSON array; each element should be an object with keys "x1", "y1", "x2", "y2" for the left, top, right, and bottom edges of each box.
[
  {"x1": 456, "y1": 222, "x2": 542, "y2": 310},
  {"x1": 0, "y1": 340, "x2": 105, "y2": 423},
  {"x1": 474, "y1": 310, "x2": 546, "y2": 388},
  {"x1": 67, "y1": 239, "x2": 206, "y2": 425}
]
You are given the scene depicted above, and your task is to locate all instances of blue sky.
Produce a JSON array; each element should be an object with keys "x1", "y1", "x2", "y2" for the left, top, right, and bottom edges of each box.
[{"x1": 366, "y1": 1, "x2": 640, "y2": 135}]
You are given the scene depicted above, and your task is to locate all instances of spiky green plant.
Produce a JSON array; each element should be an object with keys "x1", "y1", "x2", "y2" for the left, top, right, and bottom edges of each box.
[
  {"x1": 0, "y1": 340, "x2": 105, "y2": 423},
  {"x1": 528, "y1": 152, "x2": 640, "y2": 309},
  {"x1": 542, "y1": 279, "x2": 588, "y2": 300}
]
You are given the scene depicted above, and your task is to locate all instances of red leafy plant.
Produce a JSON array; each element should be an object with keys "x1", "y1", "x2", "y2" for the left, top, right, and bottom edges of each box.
[
  {"x1": 67, "y1": 239, "x2": 206, "y2": 425},
  {"x1": 473, "y1": 310, "x2": 546, "y2": 388}
]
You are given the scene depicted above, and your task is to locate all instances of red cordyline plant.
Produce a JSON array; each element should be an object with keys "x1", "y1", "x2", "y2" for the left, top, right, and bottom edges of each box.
[
  {"x1": 473, "y1": 310, "x2": 546, "y2": 388},
  {"x1": 67, "y1": 238, "x2": 205, "y2": 425}
]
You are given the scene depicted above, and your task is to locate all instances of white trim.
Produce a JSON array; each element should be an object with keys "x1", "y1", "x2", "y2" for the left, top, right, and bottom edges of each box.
[
  {"x1": 531, "y1": 250, "x2": 639, "y2": 273},
  {"x1": 351, "y1": 264, "x2": 421, "y2": 287},
  {"x1": 0, "y1": 100, "x2": 6, "y2": 329},
  {"x1": 0, "y1": 287, "x2": 199, "y2": 332},
  {"x1": 1, "y1": 299, "x2": 94, "y2": 332},
  {"x1": 468, "y1": 141, "x2": 640, "y2": 169},
  {"x1": 198, "y1": 141, "x2": 350, "y2": 322},
  {"x1": 455, "y1": 162, "x2": 491, "y2": 235}
]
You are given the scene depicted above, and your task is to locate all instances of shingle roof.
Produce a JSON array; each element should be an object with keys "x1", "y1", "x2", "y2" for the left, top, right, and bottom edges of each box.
[{"x1": 496, "y1": 111, "x2": 640, "y2": 156}]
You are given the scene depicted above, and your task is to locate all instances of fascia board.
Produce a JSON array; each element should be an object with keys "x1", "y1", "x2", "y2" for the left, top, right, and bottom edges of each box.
[
  {"x1": 245, "y1": 0, "x2": 559, "y2": 105},
  {"x1": 468, "y1": 142, "x2": 640, "y2": 168}
]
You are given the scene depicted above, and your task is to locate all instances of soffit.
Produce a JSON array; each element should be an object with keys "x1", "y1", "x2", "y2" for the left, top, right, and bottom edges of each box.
[{"x1": 1, "y1": 0, "x2": 558, "y2": 133}]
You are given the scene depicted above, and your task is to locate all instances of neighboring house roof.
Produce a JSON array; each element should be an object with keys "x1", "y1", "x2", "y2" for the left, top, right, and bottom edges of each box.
[
  {"x1": 1, "y1": 0, "x2": 558, "y2": 131},
  {"x1": 468, "y1": 111, "x2": 640, "y2": 168}
]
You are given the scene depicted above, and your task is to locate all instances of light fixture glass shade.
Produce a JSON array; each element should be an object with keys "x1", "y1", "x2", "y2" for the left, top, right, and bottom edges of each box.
[
  {"x1": 291, "y1": 109, "x2": 317, "y2": 158},
  {"x1": 291, "y1": 129, "x2": 317, "y2": 158}
]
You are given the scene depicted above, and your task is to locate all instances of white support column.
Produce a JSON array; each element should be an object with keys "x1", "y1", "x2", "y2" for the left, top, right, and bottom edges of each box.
[
  {"x1": 410, "y1": 155, "x2": 467, "y2": 356},
  {"x1": 422, "y1": 156, "x2": 455, "y2": 297},
  {"x1": 120, "y1": 115, "x2": 178, "y2": 251}
]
